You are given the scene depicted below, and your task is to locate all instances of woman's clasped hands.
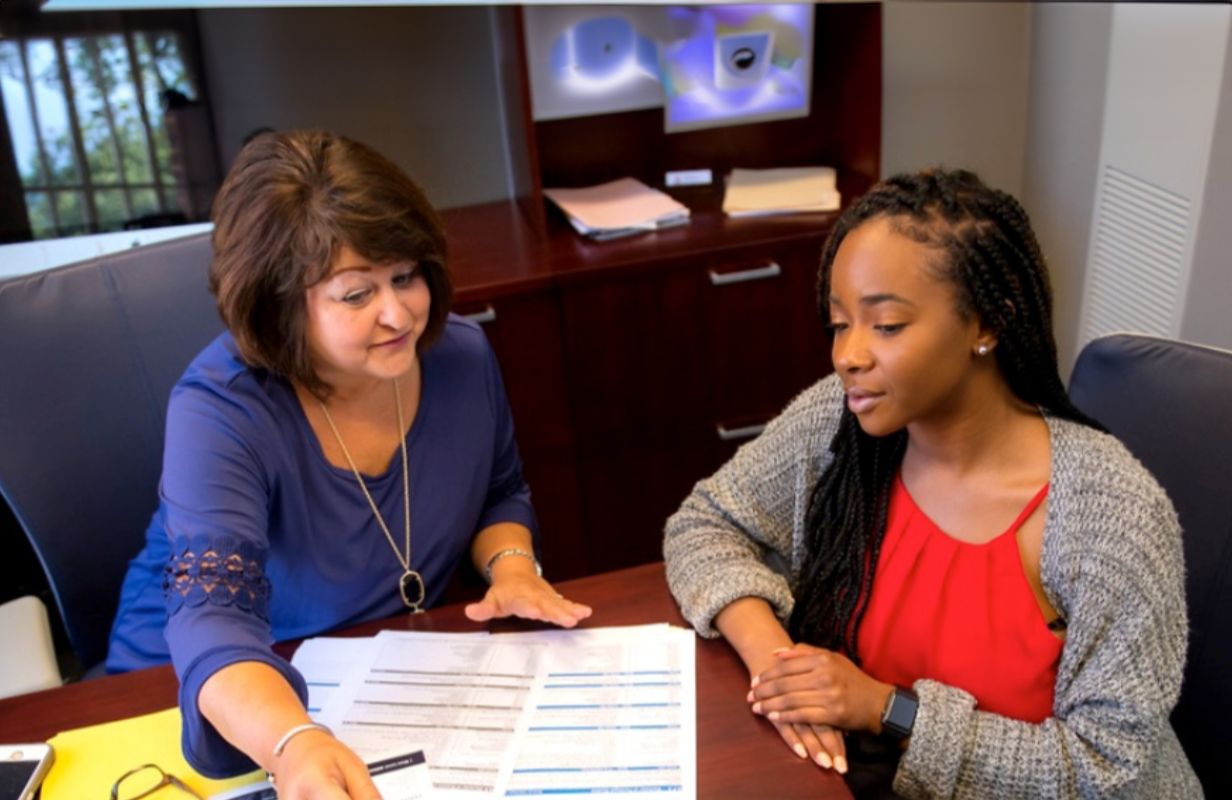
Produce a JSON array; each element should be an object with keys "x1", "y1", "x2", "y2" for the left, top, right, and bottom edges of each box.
[{"x1": 747, "y1": 643, "x2": 896, "y2": 775}]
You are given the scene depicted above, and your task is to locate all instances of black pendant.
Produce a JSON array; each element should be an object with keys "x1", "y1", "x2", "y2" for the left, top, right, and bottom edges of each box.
[{"x1": 400, "y1": 569, "x2": 425, "y2": 613}]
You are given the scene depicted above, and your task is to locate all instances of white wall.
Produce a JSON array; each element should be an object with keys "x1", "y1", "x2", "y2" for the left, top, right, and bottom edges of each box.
[
  {"x1": 1017, "y1": 3, "x2": 1232, "y2": 370},
  {"x1": 195, "y1": 3, "x2": 1038, "y2": 214},
  {"x1": 196, "y1": 6, "x2": 511, "y2": 210},
  {"x1": 1075, "y1": 4, "x2": 1230, "y2": 355},
  {"x1": 882, "y1": 1, "x2": 1115, "y2": 367},
  {"x1": 1020, "y1": 3, "x2": 1113, "y2": 372},
  {"x1": 191, "y1": 0, "x2": 1232, "y2": 369},
  {"x1": 1183, "y1": 19, "x2": 1232, "y2": 351},
  {"x1": 881, "y1": 1, "x2": 1031, "y2": 197},
  {"x1": 0, "y1": 223, "x2": 213, "y2": 279}
]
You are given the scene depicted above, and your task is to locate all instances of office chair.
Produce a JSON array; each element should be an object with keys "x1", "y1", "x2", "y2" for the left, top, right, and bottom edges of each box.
[
  {"x1": 1069, "y1": 332, "x2": 1232, "y2": 798},
  {"x1": 0, "y1": 232, "x2": 223, "y2": 674},
  {"x1": 0, "y1": 596, "x2": 60, "y2": 699}
]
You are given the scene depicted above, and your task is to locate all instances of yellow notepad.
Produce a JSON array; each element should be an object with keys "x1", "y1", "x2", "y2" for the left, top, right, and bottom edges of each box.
[{"x1": 43, "y1": 708, "x2": 263, "y2": 800}]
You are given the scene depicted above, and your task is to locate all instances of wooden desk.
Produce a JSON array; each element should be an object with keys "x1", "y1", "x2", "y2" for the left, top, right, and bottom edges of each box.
[{"x1": 0, "y1": 563, "x2": 852, "y2": 799}]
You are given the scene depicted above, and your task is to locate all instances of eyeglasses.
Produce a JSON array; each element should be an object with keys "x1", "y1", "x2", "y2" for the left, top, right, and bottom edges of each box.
[{"x1": 111, "y1": 765, "x2": 206, "y2": 800}]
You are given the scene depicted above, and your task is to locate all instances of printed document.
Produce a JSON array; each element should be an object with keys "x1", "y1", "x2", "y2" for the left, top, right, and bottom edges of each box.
[
  {"x1": 502, "y1": 626, "x2": 696, "y2": 797},
  {"x1": 209, "y1": 750, "x2": 437, "y2": 800},
  {"x1": 293, "y1": 625, "x2": 696, "y2": 799},
  {"x1": 310, "y1": 631, "x2": 540, "y2": 798}
]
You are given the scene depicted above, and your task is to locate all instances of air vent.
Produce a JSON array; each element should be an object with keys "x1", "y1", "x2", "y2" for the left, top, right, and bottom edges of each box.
[{"x1": 1081, "y1": 165, "x2": 1191, "y2": 345}]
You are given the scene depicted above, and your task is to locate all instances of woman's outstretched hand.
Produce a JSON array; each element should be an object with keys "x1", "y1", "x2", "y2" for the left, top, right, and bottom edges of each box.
[
  {"x1": 464, "y1": 571, "x2": 592, "y2": 628},
  {"x1": 272, "y1": 729, "x2": 381, "y2": 800},
  {"x1": 749, "y1": 644, "x2": 894, "y2": 736}
]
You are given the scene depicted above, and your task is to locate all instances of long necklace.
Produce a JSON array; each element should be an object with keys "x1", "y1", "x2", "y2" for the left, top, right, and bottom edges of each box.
[{"x1": 318, "y1": 379, "x2": 424, "y2": 613}]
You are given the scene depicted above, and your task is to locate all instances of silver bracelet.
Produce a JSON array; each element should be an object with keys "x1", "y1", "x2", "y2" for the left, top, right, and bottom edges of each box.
[
  {"x1": 272, "y1": 722, "x2": 333, "y2": 758},
  {"x1": 484, "y1": 548, "x2": 542, "y2": 583}
]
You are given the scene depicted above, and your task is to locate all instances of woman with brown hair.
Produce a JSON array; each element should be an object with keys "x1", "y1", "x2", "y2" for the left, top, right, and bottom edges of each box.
[{"x1": 106, "y1": 130, "x2": 591, "y2": 797}]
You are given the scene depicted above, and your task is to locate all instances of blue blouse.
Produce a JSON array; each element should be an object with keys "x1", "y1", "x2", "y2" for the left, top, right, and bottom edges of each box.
[{"x1": 105, "y1": 315, "x2": 538, "y2": 777}]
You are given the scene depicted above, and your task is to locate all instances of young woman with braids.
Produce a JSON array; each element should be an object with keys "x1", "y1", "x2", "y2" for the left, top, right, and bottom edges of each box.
[{"x1": 664, "y1": 169, "x2": 1200, "y2": 798}]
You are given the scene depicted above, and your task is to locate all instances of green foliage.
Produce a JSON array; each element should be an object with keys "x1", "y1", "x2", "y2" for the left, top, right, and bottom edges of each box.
[{"x1": 2, "y1": 31, "x2": 195, "y2": 238}]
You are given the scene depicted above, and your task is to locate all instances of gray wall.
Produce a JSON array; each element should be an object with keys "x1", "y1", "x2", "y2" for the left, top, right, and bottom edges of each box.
[
  {"x1": 883, "y1": 1, "x2": 1109, "y2": 367},
  {"x1": 199, "y1": 3, "x2": 1037, "y2": 214},
  {"x1": 197, "y1": 6, "x2": 512, "y2": 210},
  {"x1": 196, "y1": 3, "x2": 1232, "y2": 371},
  {"x1": 1020, "y1": 3, "x2": 1113, "y2": 372},
  {"x1": 1021, "y1": 3, "x2": 1231, "y2": 364},
  {"x1": 881, "y1": 1, "x2": 1032, "y2": 197},
  {"x1": 1182, "y1": 17, "x2": 1232, "y2": 351}
]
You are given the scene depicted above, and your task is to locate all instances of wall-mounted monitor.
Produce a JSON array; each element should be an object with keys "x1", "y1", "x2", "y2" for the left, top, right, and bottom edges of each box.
[
  {"x1": 524, "y1": 4, "x2": 814, "y2": 135},
  {"x1": 524, "y1": 5, "x2": 670, "y2": 122},
  {"x1": 661, "y1": 4, "x2": 813, "y2": 133}
]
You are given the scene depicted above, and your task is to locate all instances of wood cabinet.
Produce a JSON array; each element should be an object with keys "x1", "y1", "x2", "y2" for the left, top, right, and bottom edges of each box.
[
  {"x1": 446, "y1": 3, "x2": 879, "y2": 582},
  {"x1": 454, "y1": 289, "x2": 588, "y2": 583},
  {"x1": 558, "y1": 230, "x2": 833, "y2": 571},
  {"x1": 450, "y1": 204, "x2": 841, "y2": 580},
  {"x1": 556, "y1": 234, "x2": 831, "y2": 442}
]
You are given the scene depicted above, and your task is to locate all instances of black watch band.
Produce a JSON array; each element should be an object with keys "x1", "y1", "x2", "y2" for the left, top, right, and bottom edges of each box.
[{"x1": 880, "y1": 687, "x2": 919, "y2": 740}]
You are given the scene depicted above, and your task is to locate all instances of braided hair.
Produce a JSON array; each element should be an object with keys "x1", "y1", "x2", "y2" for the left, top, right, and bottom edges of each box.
[{"x1": 786, "y1": 168, "x2": 1102, "y2": 658}]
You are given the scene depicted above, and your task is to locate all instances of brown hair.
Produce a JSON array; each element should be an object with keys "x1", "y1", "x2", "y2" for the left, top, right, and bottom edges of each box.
[{"x1": 208, "y1": 129, "x2": 452, "y2": 398}]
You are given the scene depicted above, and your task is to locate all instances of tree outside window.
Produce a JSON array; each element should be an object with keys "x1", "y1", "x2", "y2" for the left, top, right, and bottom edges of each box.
[{"x1": 0, "y1": 29, "x2": 202, "y2": 239}]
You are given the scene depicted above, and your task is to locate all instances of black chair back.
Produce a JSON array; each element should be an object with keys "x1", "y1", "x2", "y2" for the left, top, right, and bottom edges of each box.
[
  {"x1": 1069, "y1": 332, "x2": 1232, "y2": 798},
  {"x1": 0, "y1": 233, "x2": 222, "y2": 671}
]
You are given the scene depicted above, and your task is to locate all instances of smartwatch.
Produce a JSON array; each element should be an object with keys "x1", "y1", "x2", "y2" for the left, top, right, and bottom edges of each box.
[{"x1": 880, "y1": 686, "x2": 919, "y2": 740}]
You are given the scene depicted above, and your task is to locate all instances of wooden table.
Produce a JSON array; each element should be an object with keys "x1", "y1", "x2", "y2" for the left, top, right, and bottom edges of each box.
[{"x1": 0, "y1": 563, "x2": 853, "y2": 799}]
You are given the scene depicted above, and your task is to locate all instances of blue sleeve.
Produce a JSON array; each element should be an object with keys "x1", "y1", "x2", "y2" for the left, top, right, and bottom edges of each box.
[
  {"x1": 159, "y1": 382, "x2": 307, "y2": 778},
  {"x1": 176, "y1": 642, "x2": 308, "y2": 778},
  {"x1": 475, "y1": 337, "x2": 540, "y2": 545}
]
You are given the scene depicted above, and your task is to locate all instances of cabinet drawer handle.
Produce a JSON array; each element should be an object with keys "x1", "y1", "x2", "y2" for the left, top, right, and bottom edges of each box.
[
  {"x1": 464, "y1": 305, "x2": 497, "y2": 324},
  {"x1": 709, "y1": 262, "x2": 781, "y2": 286},
  {"x1": 717, "y1": 423, "x2": 767, "y2": 441}
]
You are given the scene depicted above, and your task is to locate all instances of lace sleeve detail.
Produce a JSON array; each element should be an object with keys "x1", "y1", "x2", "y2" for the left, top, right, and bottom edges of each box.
[{"x1": 164, "y1": 534, "x2": 271, "y2": 620}]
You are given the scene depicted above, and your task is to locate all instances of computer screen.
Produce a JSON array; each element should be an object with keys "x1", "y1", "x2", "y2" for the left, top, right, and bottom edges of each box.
[
  {"x1": 661, "y1": 4, "x2": 813, "y2": 133},
  {"x1": 524, "y1": 4, "x2": 813, "y2": 134}
]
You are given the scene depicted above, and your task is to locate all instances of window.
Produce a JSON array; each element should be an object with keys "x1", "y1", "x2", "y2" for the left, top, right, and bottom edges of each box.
[{"x1": 0, "y1": 28, "x2": 199, "y2": 239}]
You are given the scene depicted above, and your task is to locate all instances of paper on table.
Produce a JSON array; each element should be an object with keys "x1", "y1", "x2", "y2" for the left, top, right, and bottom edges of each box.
[
  {"x1": 543, "y1": 178, "x2": 690, "y2": 235},
  {"x1": 43, "y1": 708, "x2": 264, "y2": 800},
  {"x1": 292, "y1": 625, "x2": 697, "y2": 800},
  {"x1": 292, "y1": 635, "x2": 382, "y2": 717},
  {"x1": 499, "y1": 625, "x2": 697, "y2": 799},
  {"x1": 209, "y1": 751, "x2": 438, "y2": 800},
  {"x1": 722, "y1": 166, "x2": 841, "y2": 216},
  {"x1": 367, "y1": 751, "x2": 439, "y2": 800},
  {"x1": 300, "y1": 630, "x2": 534, "y2": 800}
]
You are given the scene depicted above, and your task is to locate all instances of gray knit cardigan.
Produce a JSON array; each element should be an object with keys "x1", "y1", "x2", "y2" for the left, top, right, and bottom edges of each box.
[{"x1": 664, "y1": 375, "x2": 1202, "y2": 799}]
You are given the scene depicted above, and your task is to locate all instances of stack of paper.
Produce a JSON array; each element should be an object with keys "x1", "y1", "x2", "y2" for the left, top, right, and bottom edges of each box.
[
  {"x1": 295, "y1": 625, "x2": 698, "y2": 799},
  {"x1": 544, "y1": 178, "x2": 691, "y2": 241},
  {"x1": 722, "y1": 166, "x2": 841, "y2": 217}
]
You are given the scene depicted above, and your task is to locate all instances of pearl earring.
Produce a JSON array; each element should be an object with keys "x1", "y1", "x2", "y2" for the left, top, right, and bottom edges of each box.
[{"x1": 977, "y1": 345, "x2": 990, "y2": 356}]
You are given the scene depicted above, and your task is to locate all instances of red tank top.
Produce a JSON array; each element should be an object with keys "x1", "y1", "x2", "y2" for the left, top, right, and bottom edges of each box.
[{"x1": 856, "y1": 474, "x2": 1062, "y2": 723}]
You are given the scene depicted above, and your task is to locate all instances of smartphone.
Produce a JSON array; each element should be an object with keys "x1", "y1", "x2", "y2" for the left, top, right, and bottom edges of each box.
[{"x1": 0, "y1": 745, "x2": 55, "y2": 800}]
